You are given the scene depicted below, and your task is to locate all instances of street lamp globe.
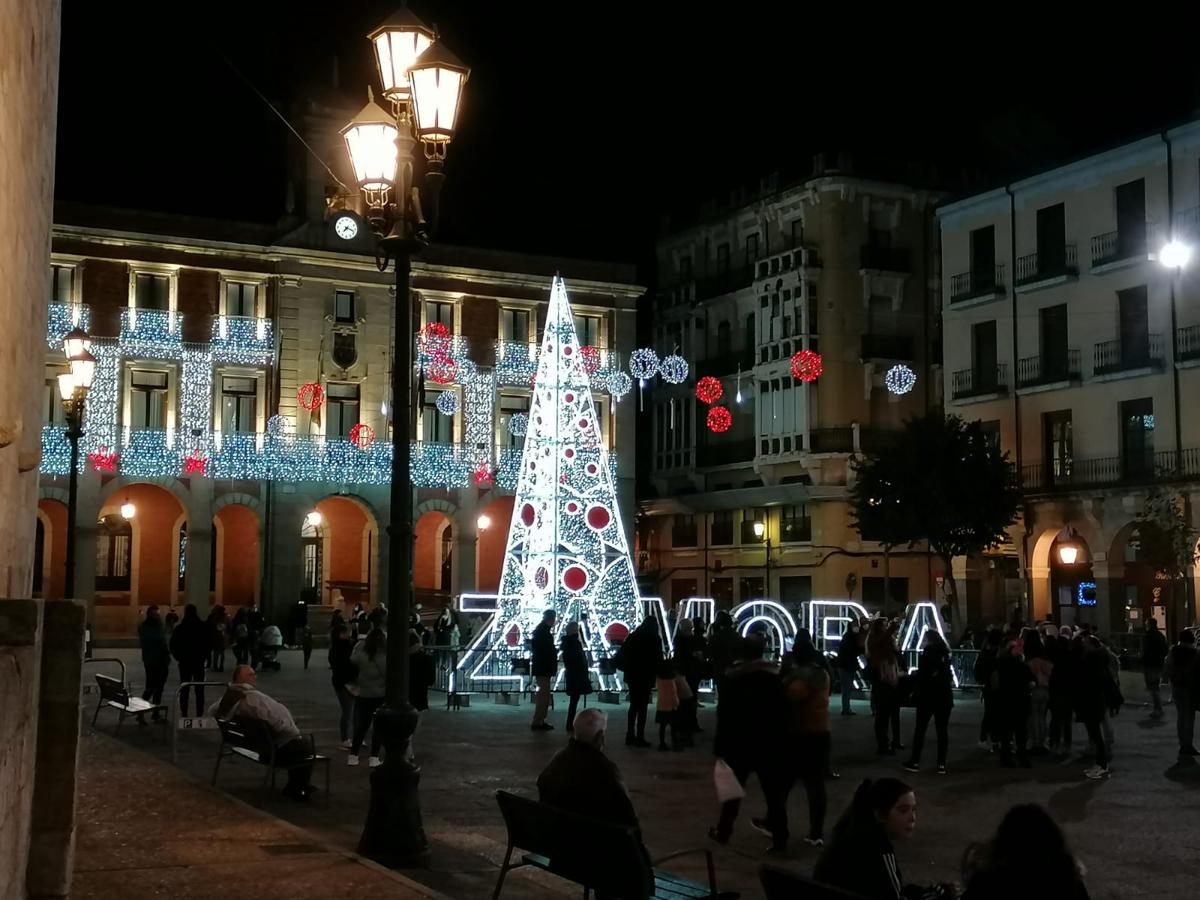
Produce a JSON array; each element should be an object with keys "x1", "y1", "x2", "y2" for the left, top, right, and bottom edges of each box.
[
  {"x1": 408, "y1": 40, "x2": 470, "y2": 151},
  {"x1": 305, "y1": 510, "x2": 323, "y2": 528},
  {"x1": 120, "y1": 500, "x2": 136, "y2": 520},
  {"x1": 63, "y1": 326, "x2": 90, "y2": 359},
  {"x1": 57, "y1": 372, "x2": 77, "y2": 402},
  {"x1": 341, "y1": 93, "x2": 400, "y2": 209},
  {"x1": 69, "y1": 348, "x2": 97, "y2": 392},
  {"x1": 1057, "y1": 542, "x2": 1079, "y2": 565},
  {"x1": 369, "y1": 7, "x2": 435, "y2": 108},
  {"x1": 1159, "y1": 239, "x2": 1191, "y2": 269},
  {"x1": 753, "y1": 521, "x2": 765, "y2": 539},
  {"x1": 477, "y1": 514, "x2": 491, "y2": 531}
]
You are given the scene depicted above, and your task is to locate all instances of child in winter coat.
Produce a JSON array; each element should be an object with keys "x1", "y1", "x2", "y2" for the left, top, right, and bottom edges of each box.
[{"x1": 655, "y1": 658, "x2": 681, "y2": 751}]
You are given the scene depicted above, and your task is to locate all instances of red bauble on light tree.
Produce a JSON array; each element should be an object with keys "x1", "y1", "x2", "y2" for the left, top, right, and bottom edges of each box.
[
  {"x1": 297, "y1": 382, "x2": 325, "y2": 412},
  {"x1": 707, "y1": 405, "x2": 732, "y2": 433},
  {"x1": 695, "y1": 376, "x2": 723, "y2": 405},
  {"x1": 790, "y1": 349, "x2": 823, "y2": 383},
  {"x1": 183, "y1": 452, "x2": 208, "y2": 476},
  {"x1": 350, "y1": 423, "x2": 376, "y2": 450}
]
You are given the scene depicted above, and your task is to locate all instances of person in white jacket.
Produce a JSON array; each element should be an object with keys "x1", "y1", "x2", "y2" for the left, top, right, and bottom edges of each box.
[{"x1": 348, "y1": 624, "x2": 388, "y2": 767}]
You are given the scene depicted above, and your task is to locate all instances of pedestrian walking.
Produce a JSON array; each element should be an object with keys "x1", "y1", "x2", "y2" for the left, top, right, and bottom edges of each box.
[
  {"x1": 654, "y1": 658, "x2": 681, "y2": 751},
  {"x1": 836, "y1": 620, "x2": 862, "y2": 716},
  {"x1": 616, "y1": 616, "x2": 662, "y2": 748},
  {"x1": 528, "y1": 608, "x2": 558, "y2": 732},
  {"x1": 709, "y1": 639, "x2": 789, "y2": 851},
  {"x1": 994, "y1": 637, "x2": 1034, "y2": 768},
  {"x1": 1164, "y1": 629, "x2": 1198, "y2": 757},
  {"x1": 206, "y1": 605, "x2": 228, "y2": 673},
  {"x1": 707, "y1": 610, "x2": 744, "y2": 698},
  {"x1": 961, "y1": 804, "x2": 1092, "y2": 900},
  {"x1": 780, "y1": 633, "x2": 832, "y2": 847},
  {"x1": 1026, "y1": 632, "x2": 1052, "y2": 754},
  {"x1": 903, "y1": 633, "x2": 953, "y2": 774},
  {"x1": 974, "y1": 629, "x2": 1003, "y2": 751},
  {"x1": 1142, "y1": 617, "x2": 1168, "y2": 719},
  {"x1": 328, "y1": 621, "x2": 357, "y2": 749},
  {"x1": 866, "y1": 618, "x2": 903, "y2": 755},
  {"x1": 1073, "y1": 634, "x2": 1122, "y2": 779},
  {"x1": 137, "y1": 606, "x2": 170, "y2": 719},
  {"x1": 1048, "y1": 631, "x2": 1075, "y2": 756},
  {"x1": 348, "y1": 624, "x2": 387, "y2": 767},
  {"x1": 813, "y1": 778, "x2": 918, "y2": 899},
  {"x1": 409, "y1": 630, "x2": 435, "y2": 711},
  {"x1": 560, "y1": 621, "x2": 592, "y2": 732},
  {"x1": 230, "y1": 607, "x2": 251, "y2": 665},
  {"x1": 169, "y1": 604, "x2": 210, "y2": 717},
  {"x1": 673, "y1": 618, "x2": 706, "y2": 705}
]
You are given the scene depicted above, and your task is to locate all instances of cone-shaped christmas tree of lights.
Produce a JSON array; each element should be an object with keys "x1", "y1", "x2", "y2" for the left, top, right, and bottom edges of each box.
[{"x1": 458, "y1": 277, "x2": 642, "y2": 689}]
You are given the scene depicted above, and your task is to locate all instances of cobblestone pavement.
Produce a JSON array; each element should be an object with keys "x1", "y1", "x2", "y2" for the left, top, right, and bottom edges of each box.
[{"x1": 85, "y1": 649, "x2": 1200, "y2": 899}]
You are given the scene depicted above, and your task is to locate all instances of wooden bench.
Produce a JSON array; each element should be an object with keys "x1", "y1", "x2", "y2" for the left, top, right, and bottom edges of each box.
[
  {"x1": 494, "y1": 790, "x2": 738, "y2": 899},
  {"x1": 211, "y1": 718, "x2": 330, "y2": 802},
  {"x1": 759, "y1": 864, "x2": 871, "y2": 900},
  {"x1": 90, "y1": 673, "x2": 168, "y2": 734}
]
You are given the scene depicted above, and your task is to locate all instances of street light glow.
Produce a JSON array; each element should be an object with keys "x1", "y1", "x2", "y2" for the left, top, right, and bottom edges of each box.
[
  {"x1": 1159, "y1": 239, "x2": 1192, "y2": 269},
  {"x1": 753, "y1": 520, "x2": 765, "y2": 538},
  {"x1": 120, "y1": 500, "x2": 136, "y2": 520},
  {"x1": 57, "y1": 372, "x2": 77, "y2": 402},
  {"x1": 305, "y1": 510, "x2": 323, "y2": 528},
  {"x1": 1058, "y1": 542, "x2": 1079, "y2": 565},
  {"x1": 477, "y1": 514, "x2": 492, "y2": 531}
]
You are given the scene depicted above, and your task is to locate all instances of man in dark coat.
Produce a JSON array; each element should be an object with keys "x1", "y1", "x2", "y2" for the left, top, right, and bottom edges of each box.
[
  {"x1": 538, "y1": 708, "x2": 639, "y2": 829},
  {"x1": 169, "y1": 604, "x2": 210, "y2": 717},
  {"x1": 1164, "y1": 630, "x2": 1198, "y2": 756},
  {"x1": 1142, "y1": 617, "x2": 1169, "y2": 719},
  {"x1": 138, "y1": 606, "x2": 170, "y2": 718},
  {"x1": 616, "y1": 616, "x2": 662, "y2": 747},
  {"x1": 529, "y1": 608, "x2": 558, "y2": 731}
]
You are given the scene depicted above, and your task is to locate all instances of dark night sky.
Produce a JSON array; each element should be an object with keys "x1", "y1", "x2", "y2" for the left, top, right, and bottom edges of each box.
[{"x1": 55, "y1": 3, "x2": 1200, "y2": 274}]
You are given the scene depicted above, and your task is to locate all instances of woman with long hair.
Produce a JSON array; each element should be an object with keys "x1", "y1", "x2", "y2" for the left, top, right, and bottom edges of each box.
[
  {"x1": 560, "y1": 621, "x2": 592, "y2": 732},
  {"x1": 961, "y1": 804, "x2": 1090, "y2": 899},
  {"x1": 903, "y1": 633, "x2": 954, "y2": 774},
  {"x1": 813, "y1": 778, "x2": 918, "y2": 899},
  {"x1": 866, "y1": 618, "x2": 903, "y2": 754},
  {"x1": 348, "y1": 624, "x2": 388, "y2": 767}
]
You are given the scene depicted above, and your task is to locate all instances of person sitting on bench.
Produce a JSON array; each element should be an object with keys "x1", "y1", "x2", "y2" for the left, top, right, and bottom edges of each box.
[
  {"x1": 209, "y1": 665, "x2": 316, "y2": 801},
  {"x1": 537, "y1": 708, "x2": 640, "y2": 832}
]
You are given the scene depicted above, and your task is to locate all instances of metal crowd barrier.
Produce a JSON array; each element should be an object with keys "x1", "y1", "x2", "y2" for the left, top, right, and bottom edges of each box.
[{"x1": 170, "y1": 680, "x2": 229, "y2": 762}]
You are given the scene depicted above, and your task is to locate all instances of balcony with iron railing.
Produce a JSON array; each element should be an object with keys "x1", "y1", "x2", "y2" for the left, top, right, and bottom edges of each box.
[
  {"x1": 211, "y1": 315, "x2": 274, "y2": 363},
  {"x1": 951, "y1": 364, "x2": 1008, "y2": 400},
  {"x1": 1090, "y1": 226, "x2": 1148, "y2": 269},
  {"x1": 1016, "y1": 349, "x2": 1080, "y2": 388},
  {"x1": 1177, "y1": 325, "x2": 1200, "y2": 362},
  {"x1": 1015, "y1": 243, "x2": 1078, "y2": 286},
  {"x1": 120, "y1": 307, "x2": 183, "y2": 347},
  {"x1": 860, "y1": 245, "x2": 912, "y2": 273},
  {"x1": 860, "y1": 333, "x2": 914, "y2": 361},
  {"x1": 1093, "y1": 334, "x2": 1163, "y2": 376},
  {"x1": 754, "y1": 246, "x2": 821, "y2": 280},
  {"x1": 46, "y1": 303, "x2": 91, "y2": 348},
  {"x1": 949, "y1": 264, "x2": 1005, "y2": 303},
  {"x1": 494, "y1": 339, "x2": 615, "y2": 388},
  {"x1": 1021, "y1": 448, "x2": 1200, "y2": 493}
]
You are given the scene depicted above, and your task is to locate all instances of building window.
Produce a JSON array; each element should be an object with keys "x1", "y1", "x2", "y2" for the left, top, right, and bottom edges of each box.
[
  {"x1": 574, "y1": 314, "x2": 602, "y2": 348},
  {"x1": 740, "y1": 509, "x2": 765, "y2": 544},
  {"x1": 672, "y1": 514, "x2": 698, "y2": 548},
  {"x1": 500, "y1": 307, "x2": 530, "y2": 343},
  {"x1": 220, "y1": 376, "x2": 257, "y2": 434},
  {"x1": 1042, "y1": 411, "x2": 1072, "y2": 480},
  {"x1": 716, "y1": 320, "x2": 732, "y2": 356},
  {"x1": 51, "y1": 265, "x2": 73, "y2": 305},
  {"x1": 980, "y1": 420, "x2": 1001, "y2": 451},
  {"x1": 334, "y1": 290, "x2": 356, "y2": 323},
  {"x1": 712, "y1": 510, "x2": 734, "y2": 546},
  {"x1": 790, "y1": 219, "x2": 804, "y2": 248},
  {"x1": 678, "y1": 255, "x2": 692, "y2": 281},
  {"x1": 717, "y1": 243, "x2": 730, "y2": 275},
  {"x1": 129, "y1": 369, "x2": 168, "y2": 430},
  {"x1": 301, "y1": 516, "x2": 322, "y2": 591},
  {"x1": 746, "y1": 233, "x2": 760, "y2": 264},
  {"x1": 225, "y1": 282, "x2": 257, "y2": 318},
  {"x1": 1120, "y1": 398, "x2": 1154, "y2": 479},
  {"x1": 326, "y1": 382, "x2": 360, "y2": 438},
  {"x1": 44, "y1": 366, "x2": 67, "y2": 425},
  {"x1": 780, "y1": 504, "x2": 811, "y2": 542},
  {"x1": 134, "y1": 273, "x2": 169, "y2": 310},
  {"x1": 740, "y1": 576, "x2": 765, "y2": 601},
  {"x1": 95, "y1": 514, "x2": 132, "y2": 591},
  {"x1": 424, "y1": 300, "x2": 453, "y2": 330},
  {"x1": 498, "y1": 393, "x2": 530, "y2": 448},
  {"x1": 422, "y1": 392, "x2": 453, "y2": 443}
]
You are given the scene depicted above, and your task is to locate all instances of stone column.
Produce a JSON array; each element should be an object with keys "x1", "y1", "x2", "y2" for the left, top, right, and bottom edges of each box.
[
  {"x1": 26, "y1": 599, "x2": 85, "y2": 900},
  {"x1": 1091, "y1": 560, "x2": 1114, "y2": 637},
  {"x1": 451, "y1": 491, "x2": 479, "y2": 599},
  {"x1": 0, "y1": 600, "x2": 42, "y2": 900},
  {"x1": 185, "y1": 479, "x2": 214, "y2": 618}
]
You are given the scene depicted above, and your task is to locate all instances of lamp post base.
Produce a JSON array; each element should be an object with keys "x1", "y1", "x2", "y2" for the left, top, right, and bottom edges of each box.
[{"x1": 357, "y1": 702, "x2": 430, "y2": 868}]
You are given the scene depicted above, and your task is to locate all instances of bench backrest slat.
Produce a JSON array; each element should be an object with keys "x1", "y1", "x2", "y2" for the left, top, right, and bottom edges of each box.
[
  {"x1": 94, "y1": 673, "x2": 129, "y2": 705},
  {"x1": 495, "y1": 790, "x2": 653, "y2": 898},
  {"x1": 216, "y1": 717, "x2": 275, "y2": 761}
]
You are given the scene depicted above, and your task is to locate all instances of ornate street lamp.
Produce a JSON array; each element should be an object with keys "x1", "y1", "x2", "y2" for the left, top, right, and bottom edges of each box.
[
  {"x1": 343, "y1": 7, "x2": 469, "y2": 868},
  {"x1": 59, "y1": 332, "x2": 96, "y2": 599}
]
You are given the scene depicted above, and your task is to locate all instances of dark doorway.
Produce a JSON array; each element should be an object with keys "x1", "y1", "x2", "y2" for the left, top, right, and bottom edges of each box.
[
  {"x1": 1036, "y1": 203, "x2": 1067, "y2": 271},
  {"x1": 1115, "y1": 179, "x2": 1146, "y2": 256}
]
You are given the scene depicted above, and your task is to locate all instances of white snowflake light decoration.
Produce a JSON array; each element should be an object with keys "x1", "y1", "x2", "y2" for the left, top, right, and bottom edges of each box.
[
  {"x1": 885, "y1": 363, "x2": 917, "y2": 396},
  {"x1": 607, "y1": 371, "x2": 632, "y2": 399},
  {"x1": 659, "y1": 354, "x2": 689, "y2": 384},
  {"x1": 508, "y1": 412, "x2": 528, "y2": 437},
  {"x1": 629, "y1": 348, "x2": 659, "y2": 380},
  {"x1": 436, "y1": 392, "x2": 459, "y2": 415}
]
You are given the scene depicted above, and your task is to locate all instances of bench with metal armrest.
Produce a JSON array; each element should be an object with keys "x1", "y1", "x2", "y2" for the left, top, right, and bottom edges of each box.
[
  {"x1": 90, "y1": 673, "x2": 168, "y2": 734},
  {"x1": 211, "y1": 717, "x2": 330, "y2": 803}
]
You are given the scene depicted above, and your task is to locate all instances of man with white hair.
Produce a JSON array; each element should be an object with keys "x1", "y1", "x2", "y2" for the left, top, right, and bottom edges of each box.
[{"x1": 537, "y1": 708, "x2": 639, "y2": 830}]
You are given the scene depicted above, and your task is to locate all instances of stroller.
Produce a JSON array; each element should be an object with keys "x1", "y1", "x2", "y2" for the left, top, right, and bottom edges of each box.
[{"x1": 257, "y1": 624, "x2": 283, "y2": 671}]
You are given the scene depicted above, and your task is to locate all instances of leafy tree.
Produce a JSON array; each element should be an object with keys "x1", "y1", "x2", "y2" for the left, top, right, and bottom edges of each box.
[
  {"x1": 850, "y1": 414, "x2": 1020, "y2": 629},
  {"x1": 1135, "y1": 485, "x2": 1198, "y2": 623}
]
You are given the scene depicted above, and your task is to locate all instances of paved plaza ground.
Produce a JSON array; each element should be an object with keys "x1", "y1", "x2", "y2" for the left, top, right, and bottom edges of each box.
[{"x1": 83, "y1": 648, "x2": 1200, "y2": 899}]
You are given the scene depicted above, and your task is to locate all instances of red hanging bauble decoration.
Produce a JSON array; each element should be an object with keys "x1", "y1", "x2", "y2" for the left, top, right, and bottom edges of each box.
[
  {"x1": 350, "y1": 423, "x2": 376, "y2": 450},
  {"x1": 790, "y1": 349, "x2": 823, "y2": 383},
  {"x1": 87, "y1": 447, "x2": 119, "y2": 473},
  {"x1": 423, "y1": 322, "x2": 449, "y2": 340},
  {"x1": 580, "y1": 345, "x2": 601, "y2": 374},
  {"x1": 473, "y1": 463, "x2": 495, "y2": 487},
  {"x1": 427, "y1": 356, "x2": 458, "y2": 385},
  {"x1": 707, "y1": 405, "x2": 732, "y2": 433},
  {"x1": 695, "y1": 376, "x2": 723, "y2": 405},
  {"x1": 298, "y1": 382, "x2": 325, "y2": 411},
  {"x1": 183, "y1": 453, "x2": 208, "y2": 476}
]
